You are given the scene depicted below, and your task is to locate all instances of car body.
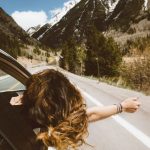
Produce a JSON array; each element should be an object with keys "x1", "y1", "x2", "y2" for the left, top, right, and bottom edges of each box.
[{"x1": 0, "y1": 49, "x2": 45, "y2": 150}]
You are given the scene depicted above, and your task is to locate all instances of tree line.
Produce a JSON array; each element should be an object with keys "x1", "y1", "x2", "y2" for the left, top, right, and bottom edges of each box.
[{"x1": 60, "y1": 26, "x2": 122, "y2": 77}]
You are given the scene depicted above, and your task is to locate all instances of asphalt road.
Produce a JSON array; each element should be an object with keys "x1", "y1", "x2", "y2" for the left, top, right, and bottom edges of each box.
[
  {"x1": 0, "y1": 66, "x2": 150, "y2": 150},
  {"x1": 63, "y1": 69, "x2": 150, "y2": 150}
]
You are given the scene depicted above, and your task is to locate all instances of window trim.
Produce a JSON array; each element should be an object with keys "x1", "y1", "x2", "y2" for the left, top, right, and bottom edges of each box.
[{"x1": 0, "y1": 49, "x2": 31, "y2": 86}]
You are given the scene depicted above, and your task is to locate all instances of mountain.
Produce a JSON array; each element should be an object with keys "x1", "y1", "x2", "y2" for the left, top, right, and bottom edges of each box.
[
  {"x1": 32, "y1": 0, "x2": 149, "y2": 49},
  {"x1": 28, "y1": 0, "x2": 81, "y2": 39},
  {"x1": 31, "y1": 23, "x2": 51, "y2": 40},
  {"x1": 34, "y1": 0, "x2": 107, "y2": 48},
  {"x1": 0, "y1": 7, "x2": 38, "y2": 57},
  {"x1": 105, "y1": 0, "x2": 150, "y2": 45},
  {"x1": 27, "y1": 25, "x2": 41, "y2": 36},
  {"x1": 106, "y1": 0, "x2": 146, "y2": 31},
  {"x1": 48, "y1": 0, "x2": 81, "y2": 26}
]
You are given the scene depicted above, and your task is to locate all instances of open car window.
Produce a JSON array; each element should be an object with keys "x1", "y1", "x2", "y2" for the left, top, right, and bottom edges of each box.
[
  {"x1": 0, "y1": 69, "x2": 25, "y2": 92},
  {"x1": 0, "y1": 49, "x2": 31, "y2": 86}
]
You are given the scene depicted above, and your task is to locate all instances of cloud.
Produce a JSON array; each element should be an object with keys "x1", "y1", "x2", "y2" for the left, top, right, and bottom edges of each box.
[
  {"x1": 49, "y1": 0, "x2": 81, "y2": 25},
  {"x1": 11, "y1": 10, "x2": 48, "y2": 30},
  {"x1": 11, "y1": 0, "x2": 81, "y2": 30}
]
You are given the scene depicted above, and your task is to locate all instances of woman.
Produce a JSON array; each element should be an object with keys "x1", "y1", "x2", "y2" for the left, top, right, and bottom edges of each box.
[
  {"x1": 10, "y1": 69, "x2": 141, "y2": 150},
  {"x1": 11, "y1": 69, "x2": 88, "y2": 150}
]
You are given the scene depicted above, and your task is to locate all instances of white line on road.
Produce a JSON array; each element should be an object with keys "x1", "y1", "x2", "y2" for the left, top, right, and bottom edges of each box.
[{"x1": 80, "y1": 88, "x2": 150, "y2": 149}]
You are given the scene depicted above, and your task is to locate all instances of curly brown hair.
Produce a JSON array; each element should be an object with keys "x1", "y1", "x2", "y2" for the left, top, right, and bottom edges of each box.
[{"x1": 21, "y1": 69, "x2": 88, "y2": 150}]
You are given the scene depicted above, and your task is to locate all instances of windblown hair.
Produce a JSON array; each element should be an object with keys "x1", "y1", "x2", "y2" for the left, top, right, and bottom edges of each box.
[{"x1": 22, "y1": 69, "x2": 88, "y2": 150}]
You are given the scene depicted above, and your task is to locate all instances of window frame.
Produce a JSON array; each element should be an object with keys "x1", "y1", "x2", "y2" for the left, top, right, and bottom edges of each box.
[{"x1": 0, "y1": 49, "x2": 31, "y2": 86}]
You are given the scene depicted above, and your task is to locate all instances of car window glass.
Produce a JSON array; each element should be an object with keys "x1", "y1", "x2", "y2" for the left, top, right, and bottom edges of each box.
[{"x1": 0, "y1": 69, "x2": 25, "y2": 92}]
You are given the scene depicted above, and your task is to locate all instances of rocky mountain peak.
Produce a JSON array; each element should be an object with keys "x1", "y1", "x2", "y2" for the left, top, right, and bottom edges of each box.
[{"x1": 31, "y1": 0, "x2": 149, "y2": 49}]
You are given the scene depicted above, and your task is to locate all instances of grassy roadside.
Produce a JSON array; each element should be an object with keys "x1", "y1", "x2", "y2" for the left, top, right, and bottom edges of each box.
[{"x1": 82, "y1": 75, "x2": 150, "y2": 96}]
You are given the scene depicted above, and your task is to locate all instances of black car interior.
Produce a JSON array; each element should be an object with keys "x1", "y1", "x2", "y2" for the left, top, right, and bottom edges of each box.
[
  {"x1": 0, "y1": 49, "x2": 47, "y2": 150},
  {"x1": 0, "y1": 91, "x2": 46, "y2": 150}
]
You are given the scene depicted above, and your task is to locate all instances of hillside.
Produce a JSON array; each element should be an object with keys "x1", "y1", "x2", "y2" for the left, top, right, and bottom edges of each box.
[{"x1": 0, "y1": 7, "x2": 39, "y2": 58}]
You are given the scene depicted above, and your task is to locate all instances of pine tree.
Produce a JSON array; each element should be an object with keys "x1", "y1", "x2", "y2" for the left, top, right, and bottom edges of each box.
[
  {"x1": 60, "y1": 38, "x2": 87, "y2": 74},
  {"x1": 85, "y1": 25, "x2": 122, "y2": 77}
]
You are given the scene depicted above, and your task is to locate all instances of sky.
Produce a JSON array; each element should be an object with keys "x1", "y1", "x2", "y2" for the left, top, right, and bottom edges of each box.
[{"x1": 0, "y1": 0, "x2": 80, "y2": 30}]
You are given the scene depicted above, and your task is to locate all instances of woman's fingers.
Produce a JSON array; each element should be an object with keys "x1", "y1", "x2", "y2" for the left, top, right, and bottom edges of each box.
[
  {"x1": 125, "y1": 108, "x2": 138, "y2": 113},
  {"x1": 10, "y1": 96, "x2": 22, "y2": 105}
]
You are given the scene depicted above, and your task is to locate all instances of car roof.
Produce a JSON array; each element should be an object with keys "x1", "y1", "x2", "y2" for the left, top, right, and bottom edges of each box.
[{"x1": 0, "y1": 49, "x2": 31, "y2": 85}]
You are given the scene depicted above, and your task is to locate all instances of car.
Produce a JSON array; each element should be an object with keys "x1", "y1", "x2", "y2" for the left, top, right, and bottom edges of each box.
[{"x1": 0, "y1": 49, "x2": 46, "y2": 150}]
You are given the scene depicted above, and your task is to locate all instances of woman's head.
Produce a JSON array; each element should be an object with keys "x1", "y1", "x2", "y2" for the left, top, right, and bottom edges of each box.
[{"x1": 22, "y1": 69, "x2": 88, "y2": 149}]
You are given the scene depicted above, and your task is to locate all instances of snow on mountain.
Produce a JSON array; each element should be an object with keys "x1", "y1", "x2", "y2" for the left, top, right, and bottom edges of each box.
[
  {"x1": 37, "y1": 28, "x2": 50, "y2": 40},
  {"x1": 27, "y1": 25, "x2": 41, "y2": 36},
  {"x1": 31, "y1": 0, "x2": 82, "y2": 39},
  {"x1": 38, "y1": 0, "x2": 107, "y2": 48},
  {"x1": 31, "y1": 23, "x2": 51, "y2": 40},
  {"x1": 49, "y1": 0, "x2": 81, "y2": 26},
  {"x1": 107, "y1": 0, "x2": 120, "y2": 13},
  {"x1": 144, "y1": 0, "x2": 148, "y2": 10},
  {"x1": 27, "y1": 27, "x2": 36, "y2": 35}
]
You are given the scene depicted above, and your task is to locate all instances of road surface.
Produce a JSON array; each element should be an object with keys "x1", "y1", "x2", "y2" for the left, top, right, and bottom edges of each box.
[{"x1": 0, "y1": 65, "x2": 150, "y2": 150}]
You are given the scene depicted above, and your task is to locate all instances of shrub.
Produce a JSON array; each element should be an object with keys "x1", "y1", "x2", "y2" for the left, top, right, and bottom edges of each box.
[{"x1": 120, "y1": 55, "x2": 150, "y2": 94}]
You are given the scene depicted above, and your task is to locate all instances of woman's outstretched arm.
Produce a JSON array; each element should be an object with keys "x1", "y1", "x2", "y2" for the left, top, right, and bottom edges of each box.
[{"x1": 87, "y1": 97, "x2": 141, "y2": 122}]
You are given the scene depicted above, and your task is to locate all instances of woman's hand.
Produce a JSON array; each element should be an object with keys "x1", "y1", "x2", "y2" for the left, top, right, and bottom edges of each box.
[
  {"x1": 10, "y1": 95, "x2": 23, "y2": 106},
  {"x1": 121, "y1": 97, "x2": 141, "y2": 113}
]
